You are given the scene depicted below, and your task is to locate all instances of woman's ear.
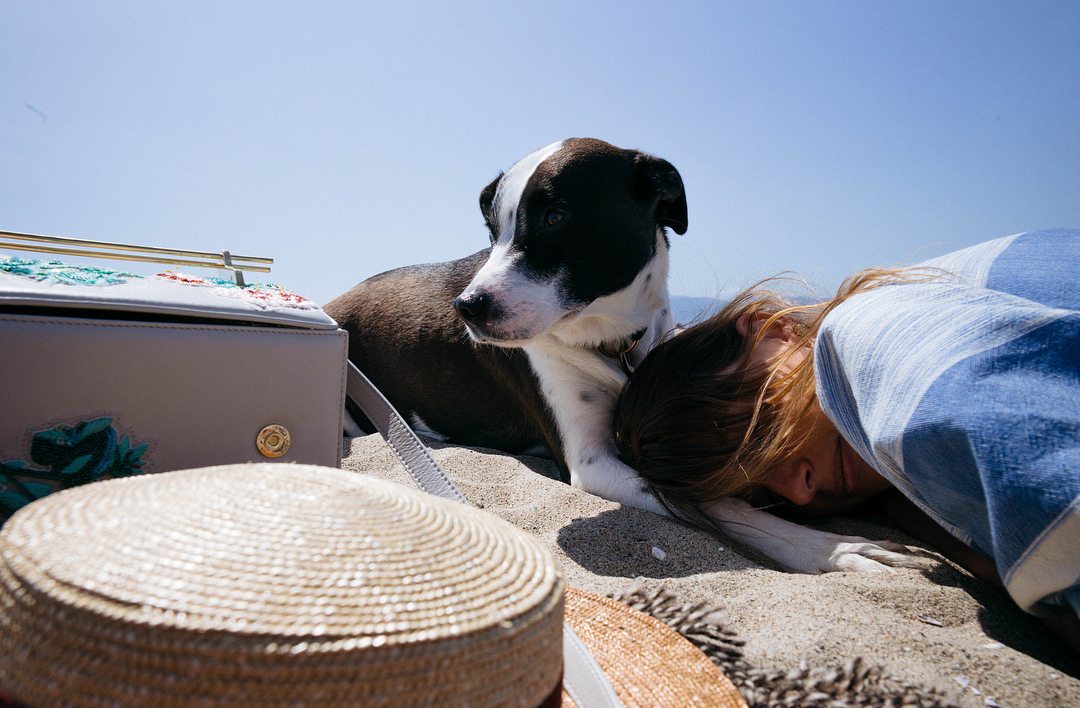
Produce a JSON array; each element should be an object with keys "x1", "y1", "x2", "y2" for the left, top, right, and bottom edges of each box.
[{"x1": 735, "y1": 312, "x2": 797, "y2": 342}]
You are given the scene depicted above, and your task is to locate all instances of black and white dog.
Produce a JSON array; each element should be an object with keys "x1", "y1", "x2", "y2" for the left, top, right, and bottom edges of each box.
[{"x1": 326, "y1": 138, "x2": 913, "y2": 573}]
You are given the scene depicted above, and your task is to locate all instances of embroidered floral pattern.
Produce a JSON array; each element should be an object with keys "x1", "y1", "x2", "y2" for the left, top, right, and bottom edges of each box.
[
  {"x1": 0, "y1": 257, "x2": 140, "y2": 285},
  {"x1": 0, "y1": 256, "x2": 316, "y2": 309},
  {"x1": 156, "y1": 271, "x2": 317, "y2": 310},
  {"x1": 0, "y1": 418, "x2": 150, "y2": 520}
]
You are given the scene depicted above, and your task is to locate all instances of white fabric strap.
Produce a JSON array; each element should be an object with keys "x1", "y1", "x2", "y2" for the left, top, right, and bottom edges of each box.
[
  {"x1": 344, "y1": 360, "x2": 623, "y2": 708},
  {"x1": 563, "y1": 624, "x2": 624, "y2": 708},
  {"x1": 346, "y1": 361, "x2": 467, "y2": 505}
]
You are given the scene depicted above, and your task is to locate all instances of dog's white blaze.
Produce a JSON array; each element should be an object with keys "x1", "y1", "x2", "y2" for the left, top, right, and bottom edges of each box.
[
  {"x1": 492, "y1": 140, "x2": 565, "y2": 245},
  {"x1": 463, "y1": 140, "x2": 569, "y2": 342},
  {"x1": 469, "y1": 240, "x2": 517, "y2": 291}
]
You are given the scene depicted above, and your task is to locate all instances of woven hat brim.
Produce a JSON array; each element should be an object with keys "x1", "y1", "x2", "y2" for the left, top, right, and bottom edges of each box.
[
  {"x1": 0, "y1": 465, "x2": 564, "y2": 708},
  {"x1": 561, "y1": 587, "x2": 747, "y2": 708}
]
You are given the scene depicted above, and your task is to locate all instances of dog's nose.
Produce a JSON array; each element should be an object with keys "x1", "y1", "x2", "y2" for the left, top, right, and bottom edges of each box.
[{"x1": 454, "y1": 292, "x2": 490, "y2": 322}]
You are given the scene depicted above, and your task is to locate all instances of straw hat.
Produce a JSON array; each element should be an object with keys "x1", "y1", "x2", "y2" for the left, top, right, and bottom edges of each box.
[{"x1": 0, "y1": 464, "x2": 744, "y2": 708}]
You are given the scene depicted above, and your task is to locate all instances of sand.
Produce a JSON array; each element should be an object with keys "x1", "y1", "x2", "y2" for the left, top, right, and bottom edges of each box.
[{"x1": 342, "y1": 434, "x2": 1079, "y2": 708}]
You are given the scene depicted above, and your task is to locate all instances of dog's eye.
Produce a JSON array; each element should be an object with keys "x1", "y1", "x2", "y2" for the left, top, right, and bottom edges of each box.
[{"x1": 543, "y1": 210, "x2": 565, "y2": 227}]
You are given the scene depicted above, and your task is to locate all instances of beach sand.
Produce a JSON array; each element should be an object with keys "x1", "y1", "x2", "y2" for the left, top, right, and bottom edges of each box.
[{"x1": 343, "y1": 434, "x2": 1079, "y2": 708}]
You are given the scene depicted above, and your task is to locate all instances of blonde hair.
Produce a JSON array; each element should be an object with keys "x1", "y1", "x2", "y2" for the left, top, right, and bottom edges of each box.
[{"x1": 613, "y1": 266, "x2": 939, "y2": 526}]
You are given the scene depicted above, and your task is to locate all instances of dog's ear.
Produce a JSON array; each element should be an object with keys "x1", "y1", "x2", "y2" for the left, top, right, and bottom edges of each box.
[
  {"x1": 634, "y1": 153, "x2": 688, "y2": 235},
  {"x1": 479, "y1": 173, "x2": 503, "y2": 224}
]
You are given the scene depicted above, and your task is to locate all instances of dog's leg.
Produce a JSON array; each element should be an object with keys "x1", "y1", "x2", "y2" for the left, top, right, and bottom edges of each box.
[
  {"x1": 570, "y1": 451, "x2": 919, "y2": 573},
  {"x1": 700, "y1": 497, "x2": 921, "y2": 574}
]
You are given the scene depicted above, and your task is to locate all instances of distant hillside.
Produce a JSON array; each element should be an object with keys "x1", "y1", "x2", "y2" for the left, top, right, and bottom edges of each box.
[
  {"x1": 669, "y1": 294, "x2": 725, "y2": 325},
  {"x1": 669, "y1": 291, "x2": 824, "y2": 326}
]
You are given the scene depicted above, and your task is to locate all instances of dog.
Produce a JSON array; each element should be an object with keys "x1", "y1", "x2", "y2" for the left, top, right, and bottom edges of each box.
[{"x1": 326, "y1": 138, "x2": 915, "y2": 574}]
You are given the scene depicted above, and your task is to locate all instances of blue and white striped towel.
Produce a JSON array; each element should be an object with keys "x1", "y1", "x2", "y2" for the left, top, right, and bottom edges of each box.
[{"x1": 814, "y1": 229, "x2": 1080, "y2": 615}]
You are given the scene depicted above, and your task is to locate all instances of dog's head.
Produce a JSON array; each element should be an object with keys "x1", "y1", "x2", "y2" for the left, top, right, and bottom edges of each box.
[{"x1": 454, "y1": 138, "x2": 687, "y2": 347}]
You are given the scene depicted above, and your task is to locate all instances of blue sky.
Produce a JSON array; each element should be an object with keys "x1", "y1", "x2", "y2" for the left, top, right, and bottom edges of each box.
[{"x1": 3, "y1": 1, "x2": 1078, "y2": 307}]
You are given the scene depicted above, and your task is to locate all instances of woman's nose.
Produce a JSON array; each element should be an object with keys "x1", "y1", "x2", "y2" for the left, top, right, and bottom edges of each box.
[{"x1": 767, "y1": 460, "x2": 818, "y2": 506}]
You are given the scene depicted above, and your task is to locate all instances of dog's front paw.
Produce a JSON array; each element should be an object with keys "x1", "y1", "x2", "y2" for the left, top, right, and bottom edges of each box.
[
  {"x1": 702, "y1": 498, "x2": 924, "y2": 575},
  {"x1": 826, "y1": 538, "x2": 923, "y2": 573}
]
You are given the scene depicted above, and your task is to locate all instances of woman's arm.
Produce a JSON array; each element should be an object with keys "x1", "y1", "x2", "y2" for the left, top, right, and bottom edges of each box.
[
  {"x1": 875, "y1": 490, "x2": 1005, "y2": 591},
  {"x1": 875, "y1": 489, "x2": 1080, "y2": 653}
]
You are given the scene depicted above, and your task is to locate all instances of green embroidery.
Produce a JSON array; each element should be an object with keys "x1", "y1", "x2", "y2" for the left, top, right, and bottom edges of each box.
[
  {"x1": 0, "y1": 417, "x2": 150, "y2": 519},
  {"x1": 0, "y1": 257, "x2": 141, "y2": 285}
]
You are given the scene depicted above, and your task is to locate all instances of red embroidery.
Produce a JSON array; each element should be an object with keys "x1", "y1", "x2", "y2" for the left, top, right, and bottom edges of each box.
[{"x1": 153, "y1": 272, "x2": 315, "y2": 309}]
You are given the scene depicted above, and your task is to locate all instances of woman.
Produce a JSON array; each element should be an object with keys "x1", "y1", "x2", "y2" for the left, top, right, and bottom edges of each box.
[{"x1": 613, "y1": 229, "x2": 1079, "y2": 646}]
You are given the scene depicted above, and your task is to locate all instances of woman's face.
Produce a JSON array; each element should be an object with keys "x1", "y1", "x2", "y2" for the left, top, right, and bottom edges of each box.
[
  {"x1": 758, "y1": 399, "x2": 892, "y2": 516},
  {"x1": 736, "y1": 313, "x2": 893, "y2": 515}
]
